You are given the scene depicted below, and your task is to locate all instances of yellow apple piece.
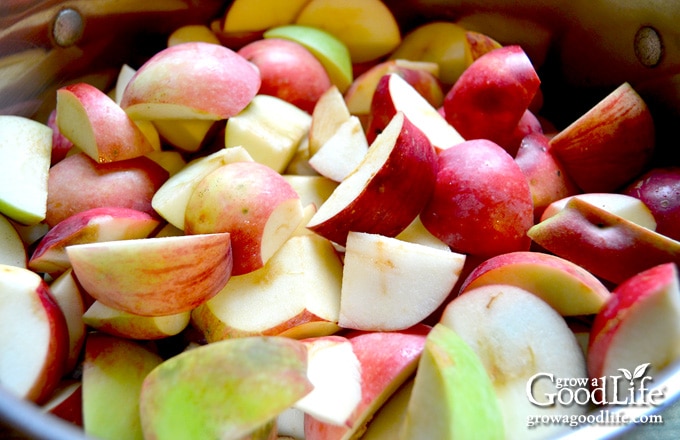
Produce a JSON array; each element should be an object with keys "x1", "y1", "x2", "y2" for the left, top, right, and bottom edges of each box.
[
  {"x1": 83, "y1": 300, "x2": 190, "y2": 340},
  {"x1": 66, "y1": 232, "x2": 233, "y2": 316},
  {"x1": 224, "y1": 94, "x2": 312, "y2": 173},
  {"x1": 395, "y1": 215, "x2": 450, "y2": 251},
  {"x1": 389, "y1": 21, "x2": 473, "y2": 85},
  {"x1": 361, "y1": 380, "x2": 414, "y2": 440},
  {"x1": 295, "y1": 0, "x2": 401, "y2": 63},
  {"x1": 264, "y1": 24, "x2": 353, "y2": 92},
  {"x1": 140, "y1": 336, "x2": 313, "y2": 440},
  {"x1": 151, "y1": 146, "x2": 254, "y2": 231},
  {"x1": 56, "y1": 82, "x2": 155, "y2": 163},
  {"x1": 120, "y1": 42, "x2": 261, "y2": 120},
  {"x1": 459, "y1": 251, "x2": 611, "y2": 316},
  {"x1": 153, "y1": 119, "x2": 216, "y2": 153},
  {"x1": 184, "y1": 161, "x2": 304, "y2": 275},
  {"x1": 0, "y1": 213, "x2": 27, "y2": 268},
  {"x1": 0, "y1": 265, "x2": 69, "y2": 404},
  {"x1": 339, "y1": 232, "x2": 465, "y2": 331},
  {"x1": 222, "y1": 0, "x2": 311, "y2": 33},
  {"x1": 0, "y1": 115, "x2": 52, "y2": 225},
  {"x1": 144, "y1": 150, "x2": 186, "y2": 176},
  {"x1": 82, "y1": 333, "x2": 163, "y2": 440},
  {"x1": 167, "y1": 24, "x2": 220, "y2": 46},
  {"x1": 191, "y1": 234, "x2": 343, "y2": 342}
]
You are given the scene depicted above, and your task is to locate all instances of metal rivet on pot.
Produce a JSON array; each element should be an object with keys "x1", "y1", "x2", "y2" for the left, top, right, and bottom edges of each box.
[
  {"x1": 52, "y1": 8, "x2": 84, "y2": 48},
  {"x1": 634, "y1": 26, "x2": 663, "y2": 68}
]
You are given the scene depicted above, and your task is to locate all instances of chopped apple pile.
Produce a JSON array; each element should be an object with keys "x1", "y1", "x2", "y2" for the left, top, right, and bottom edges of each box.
[{"x1": 2, "y1": 0, "x2": 680, "y2": 439}]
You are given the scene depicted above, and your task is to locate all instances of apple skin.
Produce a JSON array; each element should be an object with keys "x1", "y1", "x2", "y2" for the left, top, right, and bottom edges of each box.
[
  {"x1": 528, "y1": 197, "x2": 680, "y2": 284},
  {"x1": 238, "y1": 38, "x2": 333, "y2": 113},
  {"x1": 46, "y1": 109, "x2": 74, "y2": 165},
  {"x1": 443, "y1": 45, "x2": 541, "y2": 148},
  {"x1": 29, "y1": 207, "x2": 160, "y2": 275},
  {"x1": 587, "y1": 263, "x2": 680, "y2": 401},
  {"x1": 622, "y1": 167, "x2": 680, "y2": 241},
  {"x1": 184, "y1": 161, "x2": 304, "y2": 276},
  {"x1": 421, "y1": 138, "x2": 534, "y2": 258},
  {"x1": 120, "y1": 42, "x2": 261, "y2": 120},
  {"x1": 45, "y1": 153, "x2": 169, "y2": 228},
  {"x1": 548, "y1": 82, "x2": 655, "y2": 193},
  {"x1": 67, "y1": 233, "x2": 234, "y2": 317},
  {"x1": 307, "y1": 112, "x2": 438, "y2": 247},
  {"x1": 41, "y1": 380, "x2": 83, "y2": 426},
  {"x1": 514, "y1": 132, "x2": 580, "y2": 222},
  {"x1": 56, "y1": 82, "x2": 155, "y2": 163}
]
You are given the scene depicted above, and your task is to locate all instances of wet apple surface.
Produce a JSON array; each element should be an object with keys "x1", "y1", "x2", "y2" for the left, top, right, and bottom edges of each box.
[{"x1": 1, "y1": 1, "x2": 680, "y2": 439}]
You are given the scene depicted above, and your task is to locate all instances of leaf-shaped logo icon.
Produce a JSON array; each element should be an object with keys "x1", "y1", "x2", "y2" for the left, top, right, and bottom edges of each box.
[
  {"x1": 618, "y1": 368, "x2": 633, "y2": 382},
  {"x1": 633, "y1": 363, "x2": 651, "y2": 381}
]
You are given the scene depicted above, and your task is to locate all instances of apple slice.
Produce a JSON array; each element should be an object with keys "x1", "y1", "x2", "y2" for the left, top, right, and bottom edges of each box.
[
  {"x1": 443, "y1": 45, "x2": 541, "y2": 148},
  {"x1": 47, "y1": 269, "x2": 86, "y2": 374},
  {"x1": 0, "y1": 213, "x2": 27, "y2": 268},
  {"x1": 395, "y1": 215, "x2": 451, "y2": 251},
  {"x1": 459, "y1": 251, "x2": 611, "y2": 316},
  {"x1": 41, "y1": 380, "x2": 82, "y2": 426},
  {"x1": 153, "y1": 119, "x2": 216, "y2": 153},
  {"x1": 82, "y1": 333, "x2": 163, "y2": 440},
  {"x1": 224, "y1": 94, "x2": 312, "y2": 173},
  {"x1": 151, "y1": 146, "x2": 254, "y2": 231},
  {"x1": 67, "y1": 232, "x2": 233, "y2": 316},
  {"x1": 191, "y1": 234, "x2": 343, "y2": 341},
  {"x1": 549, "y1": 82, "x2": 655, "y2": 193},
  {"x1": 389, "y1": 21, "x2": 473, "y2": 85},
  {"x1": 83, "y1": 300, "x2": 190, "y2": 340},
  {"x1": 440, "y1": 285, "x2": 588, "y2": 440},
  {"x1": 282, "y1": 174, "x2": 338, "y2": 210},
  {"x1": 304, "y1": 325, "x2": 430, "y2": 440},
  {"x1": 120, "y1": 42, "x2": 260, "y2": 120},
  {"x1": 114, "y1": 64, "x2": 137, "y2": 105},
  {"x1": 56, "y1": 82, "x2": 155, "y2": 163},
  {"x1": 400, "y1": 323, "x2": 504, "y2": 439},
  {"x1": 307, "y1": 112, "x2": 438, "y2": 247},
  {"x1": 308, "y1": 115, "x2": 369, "y2": 182},
  {"x1": 0, "y1": 115, "x2": 52, "y2": 225},
  {"x1": 588, "y1": 263, "x2": 680, "y2": 401},
  {"x1": 623, "y1": 166, "x2": 680, "y2": 241},
  {"x1": 144, "y1": 150, "x2": 186, "y2": 176},
  {"x1": 222, "y1": 0, "x2": 311, "y2": 33},
  {"x1": 184, "y1": 160, "x2": 304, "y2": 275},
  {"x1": 338, "y1": 231, "x2": 466, "y2": 331},
  {"x1": 294, "y1": 335, "x2": 362, "y2": 426},
  {"x1": 140, "y1": 336, "x2": 313, "y2": 440},
  {"x1": 308, "y1": 85, "x2": 352, "y2": 156},
  {"x1": 264, "y1": 24, "x2": 354, "y2": 93},
  {"x1": 540, "y1": 192, "x2": 658, "y2": 230},
  {"x1": 167, "y1": 24, "x2": 221, "y2": 46},
  {"x1": 420, "y1": 138, "x2": 534, "y2": 258},
  {"x1": 29, "y1": 207, "x2": 160, "y2": 275},
  {"x1": 344, "y1": 59, "x2": 443, "y2": 120},
  {"x1": 367, "y1": 73, "x2": 464, "y2": 151},
  {"x1": 0, "y1": 264, "x2": 69, "y2": 404},
  {"x1": 528, "y1": 197, "x2": 680, "y2": 284},
  {"x1": 361, "y1": 380, "x2": 414, "y2": 440},
  {"x1": 294, "y1": 0, "x2": 401, "y2": 63}
]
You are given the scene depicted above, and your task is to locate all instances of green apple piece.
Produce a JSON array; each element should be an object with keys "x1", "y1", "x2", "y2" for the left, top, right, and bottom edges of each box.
[
  {"x1": 151, "y1": 146, "x2": 254, "y2": 230},
  {"x1": 401, "y1": 323, "x2": 504, "y2": 439},
  {"x1": 82, "y1": 333, "x2": 163, "y2": 440},
  {"x1": 224, "y1": 94, "x2": 311, "y2": 173},
  {"x1": 264, "y1": 24, "x2": 353, "y2": 93},
  {"x1": 0, "y1": 213, "x2": 27, "y2": 268},
  {"x1": 139, "y1": 336, "x2": 313, "y2": 440},
  {"x1": 0, "y1": 115, "x2": 52, "y2": 225}
]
